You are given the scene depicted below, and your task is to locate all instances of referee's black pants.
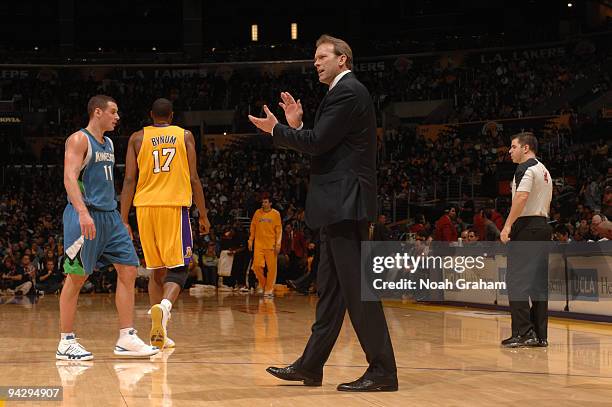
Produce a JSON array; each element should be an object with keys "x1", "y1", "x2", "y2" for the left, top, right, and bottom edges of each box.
[{"x1": 506, "y1": 216, "x2": 552, "y2": 339}]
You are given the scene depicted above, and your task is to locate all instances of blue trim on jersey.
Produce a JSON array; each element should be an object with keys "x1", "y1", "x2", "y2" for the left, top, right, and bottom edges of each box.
[
  {"x1": 81, "y1": 128, "x2": 106, "y2": 146},
  {"x1": 77, "y1": 128, "x2": 117, "y2": 211}
]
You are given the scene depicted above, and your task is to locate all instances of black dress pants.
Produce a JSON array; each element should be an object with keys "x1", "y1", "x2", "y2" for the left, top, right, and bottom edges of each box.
[{"x1": 295, "y1": 219, "x2": 397, "y2": 379}]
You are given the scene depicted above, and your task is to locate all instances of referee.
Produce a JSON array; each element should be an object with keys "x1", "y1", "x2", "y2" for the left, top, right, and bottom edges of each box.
[{"x1": 500, "y1": 132, "x2": 553, "y2": 348}]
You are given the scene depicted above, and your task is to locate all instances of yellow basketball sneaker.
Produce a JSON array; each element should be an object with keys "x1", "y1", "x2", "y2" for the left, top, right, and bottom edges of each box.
[{"x1": 150, "y1": 303, "x2": 170, "y2": 349}]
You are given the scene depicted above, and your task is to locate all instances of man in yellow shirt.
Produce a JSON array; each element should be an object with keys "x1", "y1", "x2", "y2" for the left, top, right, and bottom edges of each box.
[
  {"x1": 248, "y1": 193, "x2": 282, "y2": 297},
  {"x1": 120, "y1": 98, "x2": 210, "y2": 349}
]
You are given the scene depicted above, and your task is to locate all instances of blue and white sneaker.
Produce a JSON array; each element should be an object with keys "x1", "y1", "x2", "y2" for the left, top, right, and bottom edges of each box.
[
  {"x1": 114, "y1": 329, "x2": 159, "y2": 357},
  {"x1": 56, "y1": 335, "x2": 94, "y2": 361}
]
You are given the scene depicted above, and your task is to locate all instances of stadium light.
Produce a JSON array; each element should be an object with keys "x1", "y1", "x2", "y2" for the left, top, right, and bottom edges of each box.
[
  {"x1": 567, "y1": 2, "x2": 573, "y2": 7},
  {"x1": 291, "y1": 23, "x2": 298, "y2": 40},
  {"x1": 251, "y1": 24, "x2": 258, "y2": 42}
]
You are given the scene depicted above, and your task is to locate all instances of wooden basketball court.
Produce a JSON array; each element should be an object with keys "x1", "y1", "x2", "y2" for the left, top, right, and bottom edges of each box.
[{"x1": 1, "y1": 291, "x2": 612, "y2": 406}]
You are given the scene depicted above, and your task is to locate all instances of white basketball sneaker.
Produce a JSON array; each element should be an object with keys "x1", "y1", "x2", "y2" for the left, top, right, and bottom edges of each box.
[
  {"x1": 56, "y1": 335, "x2": 94, "y2": 361},
  {"x1": 114, "y1": 329, "x2": 159, "y2": 357},
  {"x1": 150, "y1": 303, "x2": 170, "y2": 349}
]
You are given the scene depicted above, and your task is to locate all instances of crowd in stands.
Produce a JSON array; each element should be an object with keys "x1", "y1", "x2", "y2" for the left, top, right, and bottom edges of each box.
[
  {"x1": 1, "y1": 39, "x2": 611, "y2": 297},
  {"x1": 1, "y1": 122, "x2": 609, "y2": 297},
  {"x1": 379, "y1": 122, "x2": 611, "y2": 238},
  {"x1": 0, "y1": 137, "x2": 316, "y2": 296},
  {"x1": 1, "y1": 36, "x2": 610, "y2": 144}
]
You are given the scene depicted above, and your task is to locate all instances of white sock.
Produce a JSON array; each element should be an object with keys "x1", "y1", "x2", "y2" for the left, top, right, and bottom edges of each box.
[
  {"x1": 120, "y1": 327, "x2": 134, "y2": 337},
  {"x1": 161, "y1": 299, "x2": 173, "y2": 312},
  {"x1": 61, "y1": 332, "x2": 75, "y2": 340}
]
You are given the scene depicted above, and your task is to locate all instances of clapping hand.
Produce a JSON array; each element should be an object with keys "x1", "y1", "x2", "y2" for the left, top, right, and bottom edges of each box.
[
  {"x1": 278, "y1": 92, "x2": 303, "y2": 129},
  {"x1": 248, "y1": 105, "x2": 278, "y2": 134}
]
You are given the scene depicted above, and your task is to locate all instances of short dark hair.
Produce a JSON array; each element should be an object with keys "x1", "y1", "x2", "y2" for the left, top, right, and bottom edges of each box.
[
  {"x1": 261, "y1": 192, "x2": 271, "y2": 201},
  {"x1": 316, "y1": 34, "x2": 353, "y2": 69},
  {"x1": 151, "y1": 98, "x2": 173, "y2": 119},
  {"x1": 513, "y1": 131, "x2": 538, "y2": 154},
  {"x1": 87, "y1": 95, "x2": 116, "y2": 118}
]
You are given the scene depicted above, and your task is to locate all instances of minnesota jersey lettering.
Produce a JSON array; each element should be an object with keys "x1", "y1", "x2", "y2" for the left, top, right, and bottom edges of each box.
[
  {"x1": 70, "y1": 128, "x2": 117, "y2": 211},
  {"x1": 95, "y1": 151, "x2": 115, "y2": 163}
]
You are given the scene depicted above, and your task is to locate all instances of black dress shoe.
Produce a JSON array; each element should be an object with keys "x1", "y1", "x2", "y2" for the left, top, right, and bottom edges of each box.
[
  {"x1": 501, "y1": 329, "x2": 539, "y2": 348},
  {"x1": 337, "y1": 375, "x2": 398, "y2": 392},
  {"x1": 266, "y1": 365, "x2": 322, "y2": 386}
]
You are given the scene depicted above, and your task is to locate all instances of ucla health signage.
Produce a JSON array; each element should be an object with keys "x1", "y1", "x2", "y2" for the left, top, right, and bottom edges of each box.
[{"x1": 569, "y1": 268, "x2": 599, "y2": 301}]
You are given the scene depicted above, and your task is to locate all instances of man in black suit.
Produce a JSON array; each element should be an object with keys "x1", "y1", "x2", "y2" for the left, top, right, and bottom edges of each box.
[{"x1": 248, "y1": 34, "x2": 397, "y2": 392}]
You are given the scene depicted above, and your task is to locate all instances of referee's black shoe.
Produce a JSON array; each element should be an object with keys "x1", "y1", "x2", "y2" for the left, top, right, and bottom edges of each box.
[{"x1": 501, "y1": 329, "x2": 539, "y2": 347}]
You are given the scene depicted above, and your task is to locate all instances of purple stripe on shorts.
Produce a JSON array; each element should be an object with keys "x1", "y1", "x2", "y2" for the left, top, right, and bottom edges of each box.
[{"x1": 182, "y1": 207, "x2": 193, "y2": 266}]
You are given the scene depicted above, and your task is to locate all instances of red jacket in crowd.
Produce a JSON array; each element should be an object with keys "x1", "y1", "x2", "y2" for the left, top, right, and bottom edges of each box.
[
  {"x1": 434, "y1": 214, "x2": 458, "y2": 241},
  {"x1": 281, "y1": 229, "x2": 307, "y2": 258}
]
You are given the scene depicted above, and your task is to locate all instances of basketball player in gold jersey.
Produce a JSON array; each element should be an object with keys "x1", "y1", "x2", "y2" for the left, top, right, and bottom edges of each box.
[{"x1": 120, "y1": 98, "x2": 210, "y2": 349}]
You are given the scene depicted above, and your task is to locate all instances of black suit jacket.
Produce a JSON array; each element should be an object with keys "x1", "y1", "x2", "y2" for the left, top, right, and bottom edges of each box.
[{"x1": 272, "y1": 72, "x2": 377, "y2": 229}]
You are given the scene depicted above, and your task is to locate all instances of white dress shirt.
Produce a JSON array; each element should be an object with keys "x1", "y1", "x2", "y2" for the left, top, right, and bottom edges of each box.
[{"x1": 329, "y1": 69, "x2": 352, "y2": 90}]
